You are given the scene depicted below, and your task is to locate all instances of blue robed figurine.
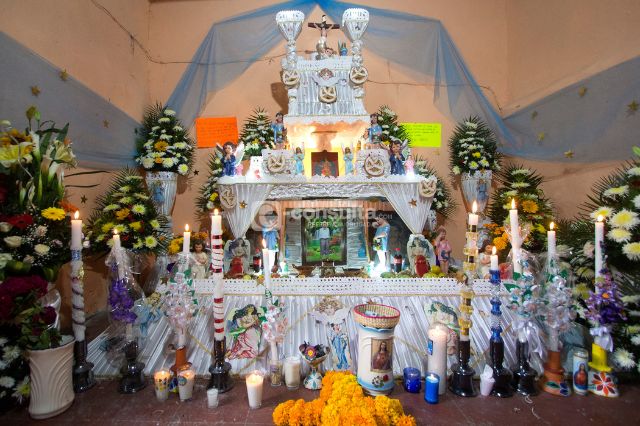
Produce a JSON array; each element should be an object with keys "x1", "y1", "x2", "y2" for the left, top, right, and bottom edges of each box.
[
  {"x1": 262, "y1": 211, "x2": 279, "y2": 270},
  {"x1": 294, "y1": 143, "x2": 305, "y2": 175},
  {"x1": 389, "y1": 139, "x2": 405, "y2": 175},
  {"x1": 367, "y1": 113, "x2": 382, "y2": 148},
  {"x1": 372, "y1": 214, "x2": 391, "y2": 269},
  {"x1": 271, "y1": 112, "x2": 286, "y2": 149},
  {"x1": 342, "y1": 144, "x2": 354, "y2": 175},
  {"x1": 216, "y1": 141, "x2": 245, "y2": 177}
]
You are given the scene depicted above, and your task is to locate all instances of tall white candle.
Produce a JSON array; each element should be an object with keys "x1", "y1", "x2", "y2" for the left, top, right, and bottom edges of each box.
[
  {"x1": 246, "y1": 371, "x2": 264, "y2": 409},
  {"x1": 112, "y1": 229, "x2": 121, "y2": 250},
  {"x1": 211, "y1": 223, "x2": 225, "y2": 340},
  {"x1": 490, "y1": 246, "x2": 499, "y2": 271},
  {"x1": 211, "y1": 209, "x2": 222, "y2": 235},
  {"x1": 183, "y1": 224, "x2": 191, "y2": 254},
  {"x1": 468, "y1": 201, "x2": 479, "y2": 228},
  {"x1": 262, "y1": 239, "x2": 271, "y2": 289},
  {"x1": 71, "y1": 210, "x2": 82, "y2": 250},
  {"x1": 547, "y1": 222, "x2": 557, "y2": 260},
  {"x1": 71, "y1": 211, "x2": 85, "y2": 341},
  {"x1": 509, "y1": 199, "x2": 522, "y2": 275},
  {"x1": 595, "y1": 215, "x2": 604, "y2": 278},
  {"x1": 427, "y1": 323, "x2": 449, "y2": 395}
]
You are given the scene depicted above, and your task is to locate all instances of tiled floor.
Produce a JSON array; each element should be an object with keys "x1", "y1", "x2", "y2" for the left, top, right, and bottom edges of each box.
[{"x1": 4, "y1": 378, "x2": 638, "y2": 425}]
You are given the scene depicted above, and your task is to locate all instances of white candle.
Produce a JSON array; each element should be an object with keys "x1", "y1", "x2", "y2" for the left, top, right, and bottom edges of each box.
[
  {"x1": 207, "y1": 388, "x2": 219, "y2": 408},
  {"x1": 71, "y1": 210, "x2": 82, "y2": 250},
  {"x1": 509, "y1": 199, "x2": 522, "y2": 275},
  {"x1": 284, "y1": 356, "x2": 301, "y2": 389},
  {"x1": 112, "y1": 229, "x2": 121, "y2": 249},
  {"x1": 154, "y1": 369, "x2": 171, "y2": 401},
  {"x1": 246, "y1": 371, "x2": 264, "y2": 409},
  {"x1": 211, "y1": 209, "x2": 222, "y2": 235},
  {"x1": 595, "y1": 215, "x2": 604, "y2": 278},
  {"x1": 547, "y1": 222, "x2": 556, "y2": 260},
  {"x1": 262, "y1": 239, "x2": 271, "y2": 289},
  {"x1": 427, "y1": 323, "x2": 449, "y2": 395},
  {"x1": 183, "y1": 224, "x2": 191, "y2": 254},
  {"x1": 178, "y1": 368, "x2": 196, "y2": 401},
  {"x1": 468, "y1": 201, "x2": 479, "y2": 228},
  {"x1": 490, "y1": 246, "x2": 499, "y2": 271}
]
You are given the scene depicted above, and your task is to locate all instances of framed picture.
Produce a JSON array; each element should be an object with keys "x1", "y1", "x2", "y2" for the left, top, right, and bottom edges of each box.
[
  {"x1": 302, "y1": 211, "x2": 347, "y2": 265},
  {"x1": 311, "y1": 150, "x2": 339, "y2": 177},
  {"x1": 370, "y1": 337, "x2": 393, "y2": 373}
]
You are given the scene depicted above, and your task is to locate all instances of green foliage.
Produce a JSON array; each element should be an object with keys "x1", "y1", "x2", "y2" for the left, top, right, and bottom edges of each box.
[
  {"x1": 413, "y1": 155, "x2": 457, "y2": 219},
  {"x1": 239, "y1": 108, "x2": 276, "y2": 158},
  {"x1": 196, "y1": 153, "x2": 224, "y2": 215},
  {"x1": 448, "y1": 116, "x2": 501, "y2": 176},
  {"x1": 376, "y1": 105, "x2": 409, "y2": 143}
]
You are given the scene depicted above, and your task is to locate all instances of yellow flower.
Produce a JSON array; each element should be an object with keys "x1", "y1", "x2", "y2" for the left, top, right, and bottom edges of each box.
[
  {"x1": 154, "y1": 157, "x2": 163, "y2": 164},
  {"x1": 493, "y1": 236, "x2": 507, "y2": 251},
  {"x1": 130, "y1": 221, "x2": 142, "y2": 232},
  {"x1": 610, "y1": 209, "x2": 639, "y2": 230},
  {"x1": 154, "y1": 140, "x2": 169, "y2": 152},
  {"x1": 101, "y1": 222, "x2": 115, "y2": 233},
  {"x1": 521, "y1": 200, "x2": 539, "y2": 213},
  {"x1": 209, "y1": 192, "x2": 218, "y2": 201},
  {"x1": 0, "y1": 142, "x2": 33, "y2": 167},
  {"x1": 41, "y1": 207, "x2": 66, "y2": 221},
  {"x1": 115, "y1": 208, "x2": 130, "y2": 220},
  {"x1": 623, "y1": 242, "x2": 640, "y2": 261},
  {"x1": 472, "y1": 152, "x2": 481, "y2": 158}
]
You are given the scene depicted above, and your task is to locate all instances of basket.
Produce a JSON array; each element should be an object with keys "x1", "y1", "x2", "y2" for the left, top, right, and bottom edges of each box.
[{"x1": 353, "y1": 303, "x2": 400, "y2": 329}]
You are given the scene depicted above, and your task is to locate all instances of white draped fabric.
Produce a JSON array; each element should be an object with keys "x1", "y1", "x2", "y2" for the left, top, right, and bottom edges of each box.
[
  {"x1": 222, "y1": 183, "x2": 272, "y2": 239},
  {"x1": 378, "y1": 181, "x2": 434, "y2": 234}
]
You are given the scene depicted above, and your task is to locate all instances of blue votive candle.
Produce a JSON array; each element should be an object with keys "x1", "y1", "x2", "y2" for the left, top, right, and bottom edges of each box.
[
  {"x1": 425, "y1": 373, "x2": 439, "y2": 404},
  {"x1": 403, "y1": 367, "x2": 421, "y2": 393}
]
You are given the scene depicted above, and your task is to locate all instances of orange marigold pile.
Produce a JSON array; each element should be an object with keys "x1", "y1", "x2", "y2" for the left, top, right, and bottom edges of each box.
[{"x1": 273, "y1": 372, "x2": 416, "y2": 426}]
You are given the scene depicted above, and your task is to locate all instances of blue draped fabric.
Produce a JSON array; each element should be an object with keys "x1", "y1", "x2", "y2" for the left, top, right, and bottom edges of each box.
[
  {"x1": 0, "y1": 31, "x2": 138, "y2": 169},
  {"x1": 167, "y1": 0, "x2": 515, "y2": 147},
  {"x1": 502, "y1": 56, "x2": 640, "y2": 162}
]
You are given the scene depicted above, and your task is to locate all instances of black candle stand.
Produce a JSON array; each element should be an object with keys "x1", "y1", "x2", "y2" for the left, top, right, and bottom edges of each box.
[
  {"x1": 208, "y1": 338, "x2": 234, "y2": 393},
  {"x1": 73, "y1": 339, "x2": 96, "y2": 393},
  {"x1": 118, "y1": 340, "x2": 146, "y2": 394}
]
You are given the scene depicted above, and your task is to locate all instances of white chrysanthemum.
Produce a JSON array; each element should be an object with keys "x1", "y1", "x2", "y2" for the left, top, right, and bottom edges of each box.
[
  {"x1": 626, "y1": 166, "x2": 640, "y2": 176},
  {"x1": 633, "y1": 195, "x2": 640, "y2": 209},
  {"x1": 142, "y1": 157, "x2": 154, "y2": 169},
  {"x1": 131, "y1": 204, "x2": 146, "y2": 215},
  {"x1": 145, "y1": 236, "x2": 158, "y2": 248},
  {"x1": 622, "y1": 295, "x2": 640, "y2": 304},
  {"x1": 149, "y1": 219, "x2": 160, "y2": 229},
  {"x1": 583, "y1": 241, "x2": 595, "y2": 259},
  {"x1": 503, "y1": 190, "x2": 518, "y2": 197},
  {"x1": 603, "y1": 185, "x2": 629, "y2": 198},
  {"x1": 0, "y1": 337, "x2": 7, "y2": 346},
  {"x1": 119, "y1": 185, "x2": 131, "y2": 193},
  {"x1": 590, "y1": 206, "x2": 614, "y2": 220},
  {"x1": 512, "y1": 168, "x2": 530, "y2": 175},
  {"x1": 173, "y1": 125, "x2": 183, "y2": 132},
  {"x1": 468, "y1": 161, "x2": 478, "y2": 170},
  {"x1": 103, "y1": 204, "x2": 120, "y2": 212},
  {"x1": 159, "y1": 133, "x2": 171, "y2": 140},
  {"x1": 628, "y1": 325, "x2": 640, "y2": 334},
  {"x1": 162, "y1": 157, "x2": 175, "y2": 168},
  {"x1": 174, "y1": 142, "x2": 187, "y2": 150},
  {"x1": 511, "y1": 182, "x2": 530, "y2": 188},
  {"x1": 135, "y1": 193, "x2": 149, "y2": 200},
  {"x1": 2, "y1": 345, "x2": 20, "y2": 362},
  {"x1": 0, "y1": 376, "x2": 15, "y2": 389},
  {"x1": 632, "y1": 335, "x2": 640, "y2": 346},
  {"x1": 178, "y1": 164, "x2": 188, "y2": 175},
  {"x1": 132, "y1": 239, "x2": 143, "y2": 250},
  {"x1": 607, "y1": 228, "x2": 632, "y2": 243},
  {"x1": 113, "y1": 224, "x2": 127, "y2": 234},
  {"x1": 163, "y1": 109, "x2": 176, "y2": 116},
  {"x1": 0, "y1": 359, "x2": 6, "y2": 370},
  {"x1": 479, "y1": 159, "x2": 490, "y2": 167},
  {"x1": 119, "y1": 196, "x2": 133, "y2": 204},
  {"x1": 158, "y1": 117, "x2": 171, "y2": 124},
  {"x1": 12, "y1": 376, "x2": 29, "y2": 403},
  {"x1": 613, "y1": 348, "x2": 636, "y2": 369},
  {"x1": 610, "y1": 209, "x2": 639, "y2": 229},
  {"x1": 623, "y1": 242, "x2": 640, "y2": 260}
]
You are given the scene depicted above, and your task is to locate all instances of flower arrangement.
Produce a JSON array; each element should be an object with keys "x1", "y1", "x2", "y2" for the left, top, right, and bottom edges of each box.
[
  {"x1": 273, "y1": 371, "x2": 416, "y2": 426},
  {"x1": 299, "y1": 341, "x2": 326, "y2": 362},
  {"x1": 413, "y1": 155, "x2": 456, "y2": 219},
  {"x1": 239, "y1": 108, "x2": 276, "y2": 158},
  {"x1": 196, "y1": 153, "x2": 223, "y2": 214},
  {"x1": 486, "y1": 165, "x2": 554, "y2": 254},
  {"x1": 376, "y1": 105, "x2": 409, "y2": 148},
  {"x1": 135, "y1": 104, "x2": 195, "y2": 176},
  {"x1": 87, "y1": 169, "x2": 168, "y2": 255},
  {"x1": 167, "y1": 231, "x2": 208, "y2": 255},
  {"x1": 0, "y1": 328, "x2": 29, "y2": 411},
  {"x1": 448, "y1": 116, "x2": 500, "y2": 176}
]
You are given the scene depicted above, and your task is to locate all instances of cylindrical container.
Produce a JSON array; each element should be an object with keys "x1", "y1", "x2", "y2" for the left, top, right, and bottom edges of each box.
[
  {"x1": 246, "y1": 371, "x2": 264, "y2": 409},
  {"x1": 353, "y1": 304, "x2": 401, "y2": 396},
  {"x1": 427, "y1": 322, "x2": 449, "y2": 395},
  {"x1": 177, "y1": 368, "x2": 195, "y2": 401},
  {"x1": 284, "y1": 356, "x2": 301, "y2": 390},
  {"x1": 425, "y1": 373, "x2": 440, "y2": 404},
  {"x1": 270, "y1": 360, "x2": 283, "y2": 387},
  {"x1": 572, "y1": 348, "x2": 589, "y2": 396},
  {"x1": 207, "y1": 388, "x2": 219, "y2": 408},
  {"x1": 403, "y1": 367, "x2": 421, "y2": 393},
  {"x1": 154, "y1": 368, "x2": 171, "y2": 401}
]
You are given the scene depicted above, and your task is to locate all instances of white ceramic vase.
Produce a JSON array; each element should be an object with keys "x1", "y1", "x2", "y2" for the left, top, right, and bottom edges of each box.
[
  {"x1": 145, "y1": 171, "x2": 178, "y2": 229},
  {"x1": 27, "y1": 336, "x2": 75, "y2": 419},
  {"x1": 460, "y1": 170, "x2": 492, "y2": 214}
]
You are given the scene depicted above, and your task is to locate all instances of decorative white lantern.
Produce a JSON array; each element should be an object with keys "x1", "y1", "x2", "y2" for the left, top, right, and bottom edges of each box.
[
  {"x1": 341, "y1": 8, "x2": 370, "y2": 42},
  {"x1": 275, "y1": 10, "x2": 305, "y2": 42}
]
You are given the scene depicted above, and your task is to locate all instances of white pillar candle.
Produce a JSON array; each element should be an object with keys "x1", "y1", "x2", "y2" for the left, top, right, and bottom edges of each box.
[
  {"x1": 509, "y1": 199, "x2": 522, "y2": 275},
  {"x1": 183, "y1": 224, "x2": 191, "y2": 254},
  {"x1": 284, "y1": 356, "x2": 301, "y2": 389},
  {"x1": 154, "y1": 369, "x2": 171, "y2": 401},
  {"x1": 595, "y1": 215, "x2": 604, "y2": 278},
  {"x1": 112, "y1": 229, "x2": 121, "y2": 249},
  {"x1": 490, "y1": 246, "x2": 499, "y2": 271},
  {"x1": 178, "y1": 368, "x2": 196, "y2": 401},
  {"x1": 468, "y1": 201, "x2": 479, "y2": 229},
  {"x1": 211, "y1": 209, "x2": 222, "y2": 235},
  {"x1": 427, "y1": 323, "x2": 449, "y2": 395},
  {"x1": 211, "y1": 224, "x2": 225, "y2": 341},
  {"x1": 547, "y1": 222, "x2": 556, "y2": 260},
  {"x1": 71, "y1": 211, "x2": 82, "y2": 250},
  {"x1": 71, "y1": 211, "x2": 85, "y2": 342},
  {"x1": 262, "y1": 239, "x2": 271, "y2": 290},
  {"x1": 246, "y1": 371, "x2": 264, "y2": 409},
  {"x1": 207, "y1": 388, "x2": 219, "y2": 408}
]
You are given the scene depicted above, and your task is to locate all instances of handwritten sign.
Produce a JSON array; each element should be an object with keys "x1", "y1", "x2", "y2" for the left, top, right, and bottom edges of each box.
[
  {"x1": 402, "y1": 123, "x2": 441, "y2": 148},
  {"x1": 195, "y1": 117, "x2": 238, "y2": 148}
]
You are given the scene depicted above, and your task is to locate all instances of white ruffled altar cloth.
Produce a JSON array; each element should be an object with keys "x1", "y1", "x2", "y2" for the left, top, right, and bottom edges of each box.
[{"x1": 87, "y1": 278, "x2": 539, "y2": 379}]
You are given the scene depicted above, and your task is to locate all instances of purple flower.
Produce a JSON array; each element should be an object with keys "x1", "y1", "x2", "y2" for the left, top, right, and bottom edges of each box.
[{"x1": 108, "y1": 278, "x2": 137, "y2": 324}]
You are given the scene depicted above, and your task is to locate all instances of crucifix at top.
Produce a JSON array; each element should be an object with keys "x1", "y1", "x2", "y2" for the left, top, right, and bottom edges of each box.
[{"x1": 308, "y1": 15, "x2": 340, "y2": 59}]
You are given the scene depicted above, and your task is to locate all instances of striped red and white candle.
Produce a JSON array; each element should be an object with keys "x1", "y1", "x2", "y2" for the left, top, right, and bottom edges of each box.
[{"x1": 211, "y1": 210, "x2": 225, "y2": 341}]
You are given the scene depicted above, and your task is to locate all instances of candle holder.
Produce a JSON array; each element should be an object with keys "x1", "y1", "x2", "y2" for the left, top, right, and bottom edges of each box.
[
  {"x1": 71, "y1": 248, "x2": 96, "y2": 393},
  {"x1": 449, "y1": 283, "x2": 477, "y2": 397},
  {"x1": 512, "y1": 337, "x2": 538, "y2": 396},
  {"x1": 73, "y1": 339, "x2": 96, "y2": 393},
  {"x1": 208, "y1": 338, "x2": 234, "y2": 393},
  {"x1": 488, "y1": 269, "x2": 512, "y2": 398},
  {"x1": 119, "y1": 340, "x2": 146, "y2": 394},
  {"x1": 170, "y1": 345, "x2": 192, "y2": 381},
  {"x1": 588, "y1": 343, "x2": 618, "y2": 397}
]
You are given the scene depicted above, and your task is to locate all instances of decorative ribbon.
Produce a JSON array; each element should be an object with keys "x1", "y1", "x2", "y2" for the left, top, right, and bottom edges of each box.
[
  {"x1": 514, "y1": 318, "x2": 545, "y2": 359},
  {"x1": 590, "y1": 326, "x2": 614, "y2": 352}
]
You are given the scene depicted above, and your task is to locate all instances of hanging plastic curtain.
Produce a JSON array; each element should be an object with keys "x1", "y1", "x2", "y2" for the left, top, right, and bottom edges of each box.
[
  {"x1": 220, "y1": 183, "x2": 273, "y2": 239},
  {"x1": 378, "y1": 179, "x2": 435, "y2": 234}
]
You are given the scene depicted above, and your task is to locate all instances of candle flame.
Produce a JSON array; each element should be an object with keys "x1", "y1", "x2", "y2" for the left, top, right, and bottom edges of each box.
[
  {"x1": 262, "y1": 239, "x2": 267, "y2": 249},
  {"x1": 74, "y1": 210, "x2": 79, "y2": 220},
  {"x1": 550, "y1": 222, "x2": 555, "y2": 231},
  {"x1": 472, "y1": 200, "x2": 477, "y2": 214},
  {"x1": 185, "y1": 224, "x2": 190, "y2": 232},
  {"x1": 511, "y1": 198, "x2": 516, "y2": 210},
  {"x1": 492, "y1": 246, "x2": 497, "y2": 255},
  {"x1": 214, "y1": 209, "x2": 219, "y2": 216},
  {"x1": 597, "y1": 215, "x2": 604, "y2": 222},
  {"x1": 113, "y1": 228, "x2": 118, "y2": 235}
]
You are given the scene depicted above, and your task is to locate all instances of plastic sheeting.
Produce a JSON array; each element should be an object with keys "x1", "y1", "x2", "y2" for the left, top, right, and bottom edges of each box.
[
  {"x1": 378, "y1": 182, "x2": 434, "y2": 234},
  {"x1": 221, "y1": 183, "x2": 273, "y2": 239}
]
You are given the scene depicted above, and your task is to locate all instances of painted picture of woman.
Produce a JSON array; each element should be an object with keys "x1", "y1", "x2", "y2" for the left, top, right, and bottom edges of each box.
[
  {"x1": 371, "y1": 338, "x2": 393, "y2": 372},
  {"x1": 227, "y1": 304, "x2": 264, "y2": 360},
  {"x1": 328, "y1": 322, "x2": 352, "y2": 371}
]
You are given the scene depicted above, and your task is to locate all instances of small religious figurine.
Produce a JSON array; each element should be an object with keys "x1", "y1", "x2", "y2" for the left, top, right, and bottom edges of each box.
[
  {"x1": 434, "y1": 226, "x2": 452, "y2": 275},
  {"x1": 367, "y1": 114, "x2": 382, "y2": 148},
  {"x1": 342, "y1": 145, "x2": 354, "y2": 175},
  {"x1": 262, "y1": 211, "x2": 279, "y2": 271},
  {"x1": 192, "y1": 239, "x2": 209, "y2": 279},
  {"x1": 271, "y1": 112, "x2": 286, "y2": 149},
  {"x1": 372, "y1": 213, "x2": 391, "y2": 270},
  {"x1": 404, "y1": 154, "x2": 415, "y2": 175},
  {"x1": 294, "y1": 143, "x2": 305, "y2": 175},
  {"x1": 389, "y1": 139, "x2": 405, "y2": 175},
  {"x1": 216, "y1": 141, "x2": 245, "y2": 177},
  {"x1": 477, "y1": 241, "x2": 493, "y2": 279},
  {"x1": 338, "y1": 41, "x2": 348, "y2": 56}
]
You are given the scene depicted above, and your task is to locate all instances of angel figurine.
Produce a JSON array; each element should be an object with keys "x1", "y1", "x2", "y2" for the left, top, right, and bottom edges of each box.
[
  {"x1": 216, "y1": 141, "x2": 245, "y2": 177},
  {"x1": 342, "y1": 144, "x2": 354, "y2": 175}
]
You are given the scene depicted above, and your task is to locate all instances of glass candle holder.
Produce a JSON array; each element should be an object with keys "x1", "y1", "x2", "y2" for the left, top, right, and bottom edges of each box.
[
  {"x1": 246, "y1": 370, "x2": 264, "y2": 409},
  {"x1": 154, "y1": 368, "x2": 171, "y2": 401},
  {"x1": 425, "y1": 373, "x2": 440, "y2": 404},
  {"x1": 177, "y1": 367, "x2": 195, "y2": 401},
  {"x1": 207, "y1": 388, "x2": 219, "y2": 408},
  {"x1": 284, "y1": 355, "x2": 301, "y2": 390},
  {"x1": 403, "y1": 367, "x2": 421, "y2": 393}
]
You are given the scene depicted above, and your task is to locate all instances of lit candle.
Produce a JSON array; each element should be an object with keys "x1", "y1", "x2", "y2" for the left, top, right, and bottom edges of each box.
[
  {"x1": 284, "y1": 355, "x2": 301, "y2": 390},
  {"x1": 427, "y1": 323, "x2": 449, "y2": 395},
  {"x1": 211, "y1": 209, "x2": 222, "y2": 235},
  {"x1": 71, "y1": 210, "x2": 82, "y2": 250},
  {"x1": 509, "y1": 199, "x2": 522, "y2": 276},
  {"x1": 547, "y1": 222, "x2": 556, "y2": 260},
  {"x1": 246, "y1": 371, "x2": 264, "y2": 409},
  {"x1": 424, "y1": 373, "x2": 440, "y2": 404},
  {"x1": 595, "y1": 215, "x2": 604, "y2": 278},
  {"x1": 262, "y1": 239, "x2": 271, "y2": 289},
  {"x1": 112, "y1": 228, "x2": 121, "y2": 249},
  {"x1": 490, "y1": 246, "x2": 499, "y2": 271},
  {"x1": 183, "y1": 224, "x2": 191, "y2": 254},
  {"x1": 177, "y1": 368, "x2": 196, "y2": 401},
  {"x1": 154, "y1": 368, "x2": 171, "y2": 401},
  {"x1": 468, "y1": 201, "x2": 479, "y2": 231},
  {"x1": 207, "y1": 388, "x2": 219, "y2": 408}
]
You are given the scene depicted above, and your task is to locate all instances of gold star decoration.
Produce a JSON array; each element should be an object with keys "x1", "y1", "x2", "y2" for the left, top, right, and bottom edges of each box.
[
  {"x1": 103, "y1": 120, "x2": 109, "y2": 128},
  {"x1": 531, "y1": 111, "x2": 538, "y2": 119},
  {"x1": 80, "y1": 195, "x2": 88, "y2": 204},
  {"x1": 409, "y1": 199, "x2": 417, "y2": 207},
  {"x1": 30, "y1": 86, "x2": 41, "y2": 96},
  {"x1": 578, "y1": 87, "x2": 588, "y2": 97},
  {"x1": 564, "y1": 150, "x2": 574, "y2": 159},
  {"x1": 537, "y1": 131, "x2": 546, "y2": 142},
  {"x1": 239, "y1": 201, "x2": 247, "y2": 209},
  {"x1": 628, "y1": 100, "x2": 639, "y2": 114},
  {"x1": 59, "y1": 69, "x2": 69, "y2": 81}
]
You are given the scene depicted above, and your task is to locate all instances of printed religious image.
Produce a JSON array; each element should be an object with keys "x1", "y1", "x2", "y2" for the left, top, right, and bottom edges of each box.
[
  {"x1": 370, "y1": 337, "x2": 393, "y2": 372},
  {"x1": 302, "y1": 212, "x2": 347, "y2": 265},
  {"x1": 311, "y1": 150, "x2": 339, "y2": 177}
]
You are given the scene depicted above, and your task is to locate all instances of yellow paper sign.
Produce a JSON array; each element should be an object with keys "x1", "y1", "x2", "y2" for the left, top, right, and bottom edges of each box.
[
  {"x1": 195, "y1": 117, "x2": 238, "y2": 148},
  {"x1": 402, "y1": 123, "x2": 441, "y2": 148}
]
